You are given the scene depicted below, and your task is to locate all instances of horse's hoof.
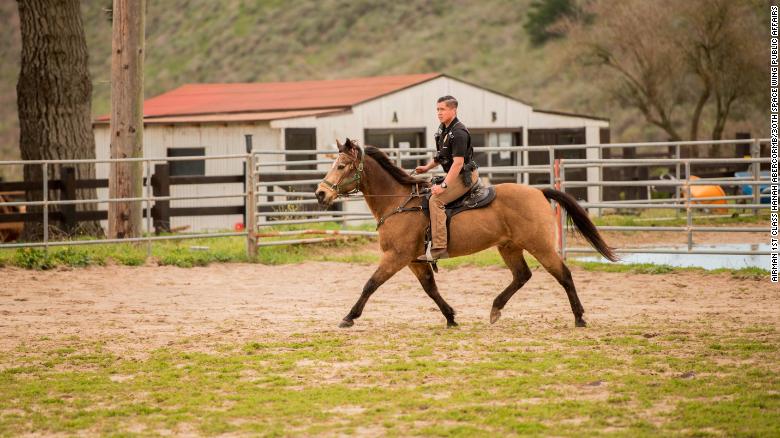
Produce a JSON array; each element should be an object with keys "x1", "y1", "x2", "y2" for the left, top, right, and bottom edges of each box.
[
  {"x1": 338, "y1": 319, "x2": 354, "y2": 328},
  {"x1": 490, "y1": 307, "x2": 501, "y2": 324},
  {"x1": 575, "y1": 318, "x2": 587, "y2": 328},
  {"x1": 447, "y1": 320, "x2": 458, "y2": 328}
]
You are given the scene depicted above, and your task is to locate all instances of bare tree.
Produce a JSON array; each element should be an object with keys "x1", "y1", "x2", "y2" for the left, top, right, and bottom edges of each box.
[
  {"x1": 562, "y1": 0, "x2": 765, "y2": 145},
  {"x1": 16, "y1": 0, "x2": 102, "y2": 240}
]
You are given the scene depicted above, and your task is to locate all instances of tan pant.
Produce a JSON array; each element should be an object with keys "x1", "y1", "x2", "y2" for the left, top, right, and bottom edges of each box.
[{"x1": 430, "y1": 170, "x2": 478, "y2": 249}]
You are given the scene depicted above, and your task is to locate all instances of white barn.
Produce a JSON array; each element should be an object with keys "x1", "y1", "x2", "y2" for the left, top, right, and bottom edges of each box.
[{"x1": 93, "y1": 73, "x2": 609, "y2": 232}]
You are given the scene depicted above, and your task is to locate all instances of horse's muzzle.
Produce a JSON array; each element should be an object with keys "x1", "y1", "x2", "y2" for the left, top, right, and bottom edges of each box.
[{"x1": 315, "y1": 189, "x2": 331, "y2": 207}]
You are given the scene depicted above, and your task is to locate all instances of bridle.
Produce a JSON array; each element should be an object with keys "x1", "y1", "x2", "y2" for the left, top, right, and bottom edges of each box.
[
  {"x1": 320, "y1": 147, "x2": 429, "y2": 229},
  {"x1": 320, "y1": 150, "x2": 365, "y2": 196}
]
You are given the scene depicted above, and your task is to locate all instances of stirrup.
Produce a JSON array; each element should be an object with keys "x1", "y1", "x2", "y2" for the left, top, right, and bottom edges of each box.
[{"x1": 417, "y1": 243, "x2": 449, "y2": 262}]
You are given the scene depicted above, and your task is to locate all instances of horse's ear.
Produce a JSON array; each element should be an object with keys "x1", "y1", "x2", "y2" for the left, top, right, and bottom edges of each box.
[
  {"x1": 345, "y1": 138, "x2": 360, "y2": 157},
  {"x1": 336, "y1": 139, "x2": 344, "y2": 152}
]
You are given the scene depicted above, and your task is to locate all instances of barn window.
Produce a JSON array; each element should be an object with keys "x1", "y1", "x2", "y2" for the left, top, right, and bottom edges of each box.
[{"x1": 167, "y1": 147, "x2": 206, "y2": 176}]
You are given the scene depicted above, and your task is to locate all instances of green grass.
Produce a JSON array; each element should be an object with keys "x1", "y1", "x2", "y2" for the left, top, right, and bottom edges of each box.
[
  {"x1": 592, "y1": 210, "x2": 771, "y2": 227},
  {"x1": 0, "y1": 222, "x2": 376, "y2": 269},
  {"x1": 1, "y1": 322, "x2": 777, "y2": 436}
]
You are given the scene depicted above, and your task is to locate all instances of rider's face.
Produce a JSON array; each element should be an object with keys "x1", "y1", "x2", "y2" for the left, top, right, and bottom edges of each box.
[{"x1": 436, "y1": 101, "x2": 456, "y2": 125}]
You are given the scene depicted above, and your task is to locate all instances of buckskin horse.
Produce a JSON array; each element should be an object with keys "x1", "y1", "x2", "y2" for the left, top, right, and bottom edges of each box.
[{"x1": 314, "y1": 139, "x2": 617, "y2": 329}]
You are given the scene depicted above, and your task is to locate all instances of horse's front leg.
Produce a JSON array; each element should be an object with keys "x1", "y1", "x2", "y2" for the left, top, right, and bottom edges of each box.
[{"x1": 339, "y1": 253, "x2": 407, "y2": 328}]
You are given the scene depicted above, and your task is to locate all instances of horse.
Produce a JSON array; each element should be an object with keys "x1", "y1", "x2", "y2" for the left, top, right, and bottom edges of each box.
[{"x1": 314, "y1": 138, "x2": 617, "y2": 329}]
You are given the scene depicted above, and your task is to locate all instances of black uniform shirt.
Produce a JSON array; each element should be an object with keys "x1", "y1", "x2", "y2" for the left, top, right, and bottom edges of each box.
[{"x1": 434, "y1": 117, "x2": 471, "y2": 173}]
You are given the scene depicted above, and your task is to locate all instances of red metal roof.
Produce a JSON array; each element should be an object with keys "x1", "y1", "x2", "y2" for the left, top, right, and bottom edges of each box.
[
  {"x1": 96, "y1": 73, "x2": 441, "y2": 122},
  {"x1": 93, "y1": 109, "x2": 344, "y2": 125}
]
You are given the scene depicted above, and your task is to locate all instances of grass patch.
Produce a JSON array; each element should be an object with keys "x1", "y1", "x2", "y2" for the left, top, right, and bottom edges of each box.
[
  {"x1": 569, "y1": 260, "x2": 769, "y2": 278},
  {"x1": 0, "y1": 222, "x2": 374, "y2": 269},
  {"x1": 592, "y1": 210, "x2": 770, "y2": 227},
  {"x1": 1, "y1": 322, "x2": 778, "y2": 436},
  {"x1": 1, "y1": 238, "x2": 767, "y2": 278}
]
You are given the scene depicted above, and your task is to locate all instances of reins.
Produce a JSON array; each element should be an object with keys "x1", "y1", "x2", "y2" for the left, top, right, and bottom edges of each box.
[
  {"x1": 320, "y1": 149, "x2": 429, "y2": 229},
  {"x1": 375, "y1": 187, "x2": 425, "y2": 229}
]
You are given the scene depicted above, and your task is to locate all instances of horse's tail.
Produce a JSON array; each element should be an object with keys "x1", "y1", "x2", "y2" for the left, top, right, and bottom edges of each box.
[{"x1": 541, "y1": 188, "x2": 619, "y2": 262}]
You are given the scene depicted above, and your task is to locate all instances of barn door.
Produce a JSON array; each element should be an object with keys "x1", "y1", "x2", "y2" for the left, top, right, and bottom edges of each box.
[
  {"x1": 364, "y1": 129, "x2": 426, "y2": 169},
  {"x1": 527, "y1": 128, "x2": 587, "y2": 200},
  {"x1": 282, "y1": 128, "x2": 324, "y2": 212},
  {"x1": 285, "y1": 128, "x2": 317, "y2": 170}
]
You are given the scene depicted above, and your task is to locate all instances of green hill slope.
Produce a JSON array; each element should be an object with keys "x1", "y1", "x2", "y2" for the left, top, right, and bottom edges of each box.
[{"x1": 0, "y1": 0, "x2": 766, "y2": 180}]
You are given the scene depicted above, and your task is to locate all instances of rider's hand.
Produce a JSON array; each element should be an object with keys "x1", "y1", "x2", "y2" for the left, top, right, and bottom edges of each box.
[
  {"x1": 431, "y1": 184, "x2": 445, "y2": 195},
  {"x1": 415, "y1": 165, "x2": 428, "y2": 174}
]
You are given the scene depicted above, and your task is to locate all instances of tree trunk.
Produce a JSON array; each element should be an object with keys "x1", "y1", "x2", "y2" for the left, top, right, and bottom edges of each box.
[
  {"x1": 108, "y1": 0, "x2": 145, "y2": 239},
  {"x1": 689, "y1": 83, "x2": 710, "y2": 142},
  {"x1": 16, "y1": 0, "x2": 102, "y2": 241}
]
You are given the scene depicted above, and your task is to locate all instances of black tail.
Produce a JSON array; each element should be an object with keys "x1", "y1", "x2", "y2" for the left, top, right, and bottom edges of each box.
[{"x1": 542, "y1": 188, "x2": 619, "y2": 262}]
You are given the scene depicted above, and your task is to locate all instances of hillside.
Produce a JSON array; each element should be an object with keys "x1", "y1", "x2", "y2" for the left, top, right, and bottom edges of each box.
[{"x1": 0, "y1": 0, "x2": 766, "y2": 179}]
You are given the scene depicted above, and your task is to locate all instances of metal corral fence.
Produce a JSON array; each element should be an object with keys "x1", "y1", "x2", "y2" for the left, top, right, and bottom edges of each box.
[
  {"x1": 251, "y1": 138, "x2": 771, "y2": 259},
  {"x1": 0, "y1": 138, "x2": 771, "y2": 260},
  {"x1": 0, "y1": 154, "x2": 252, "y2": 255}
]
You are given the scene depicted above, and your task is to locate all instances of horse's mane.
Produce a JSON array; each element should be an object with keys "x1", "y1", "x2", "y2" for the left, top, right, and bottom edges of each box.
[{"x1": 362, "y1": 145, "x2": 430, "y2": 187}]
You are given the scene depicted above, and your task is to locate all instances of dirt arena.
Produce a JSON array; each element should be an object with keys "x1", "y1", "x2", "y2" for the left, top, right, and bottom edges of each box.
[
  {"x1": 1, "y1": 258, "x2": 773, "y2": 354},
  {"x1": 1, "y1": 242, "x2": 778, "y2": 436}
]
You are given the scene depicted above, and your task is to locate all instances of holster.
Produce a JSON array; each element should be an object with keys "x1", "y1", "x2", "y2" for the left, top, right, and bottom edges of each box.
[{"x1": 460, "y1": 160, "x2": 479, "y2": 186}]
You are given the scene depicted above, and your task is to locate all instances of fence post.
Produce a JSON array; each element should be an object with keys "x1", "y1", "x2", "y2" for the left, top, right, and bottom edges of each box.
[
  {"x1": 242, "y1": 160, "x2": 247, "y2": 220},
  {"x1": 60, "y1": 166, "x2": 77, "y2": 235},
  {"x1": 685, "y1": 161, "x2": 693, "y2": 251},
  {"x1": 42, "y1": 163, "x2": 48, "y2": 251},
  {"x1": 750, "y1": 138, "x2": 761, "y2": 215},
  {"x1": 553, "y1": 158, "x2": 562, "y2": 257},
  {"x1": 151, "y1": 163, "x2": 170, "y2": 234},
  {"x1": 675, "y1": 143, "x2": 681, "y2": 219},
  {"x1": 548, "y1": 146, "x2": 555, "y2": 188},
  {"x1": 561, "y1": 159, "x2": 568, "y2": 260},
  {"x1": 245, "y1": 134, "x2": 257, "y2": 259},
  {"x1": 246, "y1": 153, "x2": 258, "y2": 259},
  {"x1": 145, "y1": 160, "x2": 152, "y2": 257}
]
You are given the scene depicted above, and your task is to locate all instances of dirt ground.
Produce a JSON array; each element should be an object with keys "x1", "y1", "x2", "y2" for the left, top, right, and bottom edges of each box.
[{"x1": 0, "y1": 259, "x2": 774, "y2": 355}]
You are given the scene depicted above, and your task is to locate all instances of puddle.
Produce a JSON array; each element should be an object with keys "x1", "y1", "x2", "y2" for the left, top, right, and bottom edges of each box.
[{"x1": 575, "y1": 243, "x2": 771, "y2": 270}]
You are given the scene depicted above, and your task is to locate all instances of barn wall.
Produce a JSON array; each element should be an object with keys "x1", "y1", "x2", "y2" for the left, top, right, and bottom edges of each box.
[
  {"x1": 271, "y1": 78, "x2": 610, "y2": 222},
  {"x1": 93, "y1": 76, "x2": 612, "y2": 232},
  {"x1": 93, "y1": 122, "x2": 279, "y2": 232},
  {"x1": 529, "y1": 111, "x2": 609, "y2": 129}
]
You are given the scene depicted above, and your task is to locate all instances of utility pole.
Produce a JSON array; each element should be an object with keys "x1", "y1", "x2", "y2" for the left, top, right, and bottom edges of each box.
[{"x1": 108, "y1": 0, "x2": 145, "y2": 238}]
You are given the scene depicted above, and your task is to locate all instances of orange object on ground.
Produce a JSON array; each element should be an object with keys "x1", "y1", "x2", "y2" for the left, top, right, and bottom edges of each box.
[{"x1": 685, "y1": 176, "x2": 728, "y2": 214}]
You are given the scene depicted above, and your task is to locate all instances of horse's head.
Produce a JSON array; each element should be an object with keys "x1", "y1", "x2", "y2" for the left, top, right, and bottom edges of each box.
[{"x1": 315, "y1": 138, "x2": 364, "y2": 208}]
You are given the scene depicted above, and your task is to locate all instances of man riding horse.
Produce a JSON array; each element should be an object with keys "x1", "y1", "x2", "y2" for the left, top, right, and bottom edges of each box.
[
  {"x1": 314, "y1": 99, "x2": 617, "y2": 329},
  {"x1": 414, "y1": 95, "x2": 479, "y2": 261}
]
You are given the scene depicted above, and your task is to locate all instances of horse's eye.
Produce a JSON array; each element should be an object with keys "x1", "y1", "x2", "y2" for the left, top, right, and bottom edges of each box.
[{"x1": 337, "y1": 165, "x2": 346, "y2": 170}]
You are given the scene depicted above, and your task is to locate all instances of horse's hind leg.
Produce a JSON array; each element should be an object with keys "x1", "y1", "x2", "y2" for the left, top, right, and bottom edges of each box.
[
  {"x1": 409, "y1": 262, "x2": 457, "y2": 327},
  {"x1": 490, "y1": 245, "x2": 533, "y2": 324},
  {"x1": 531, "y1": 247, "x2": 587, "y2": 327}
]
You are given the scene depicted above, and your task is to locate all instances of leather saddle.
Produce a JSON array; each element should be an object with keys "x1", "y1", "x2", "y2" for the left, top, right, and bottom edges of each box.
[
  {"x1": 414, "y1": 180, "x2": 496, "y2": 271},
  {"x1": 421, "y1": 179, "x2": 496, "y2": 222}
]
